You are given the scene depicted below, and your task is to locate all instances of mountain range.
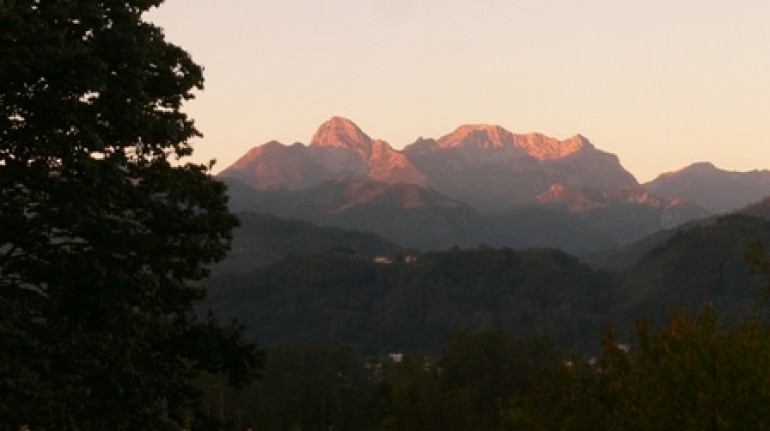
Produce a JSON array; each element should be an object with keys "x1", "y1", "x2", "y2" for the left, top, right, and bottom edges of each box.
[
  {"x1": 219, "y1": 117, "x2": 769, "y2": 253},
  {"x1": 221, "y1": 116, "x2": 639, "y2": 209}
]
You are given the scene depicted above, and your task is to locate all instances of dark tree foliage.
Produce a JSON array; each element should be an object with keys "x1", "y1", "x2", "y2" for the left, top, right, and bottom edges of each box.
[
  {"x1": 436, "y1": 331, "x2": 558, "y2": 431},
  {"x1": 0, "y1": 1, "x2": 260, "y2": 430},
  {"x1": 200, "y1": 313, "x2": 770, "y2": 430}
]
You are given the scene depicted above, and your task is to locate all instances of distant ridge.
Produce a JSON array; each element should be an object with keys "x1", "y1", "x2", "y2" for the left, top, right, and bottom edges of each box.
[{"x1": 644, "y1": 162, "x2": 770, "y2": 214}]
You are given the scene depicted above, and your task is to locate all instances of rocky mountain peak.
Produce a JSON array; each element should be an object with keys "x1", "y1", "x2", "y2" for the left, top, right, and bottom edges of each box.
[
  {"x1": 433, "y1": 125, "x2": 590, "y2": 161},
  {"x1": 437, "y1": 124, "x2": 516, "y2": 149},
  {"x1": 514, "y1": 133, "x2": 588, "y2": 160},
  {"x1": 687, "y1": 162, "x2": 718, "y2": 171},
  {"x1": 310, "y1": 116, "x2": 373, "y2": 159}
]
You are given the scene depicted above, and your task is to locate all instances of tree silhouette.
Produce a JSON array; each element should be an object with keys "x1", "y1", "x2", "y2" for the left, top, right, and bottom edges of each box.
[{"x1": 0, "y1": 1, "x2": 260, "y2": 429}]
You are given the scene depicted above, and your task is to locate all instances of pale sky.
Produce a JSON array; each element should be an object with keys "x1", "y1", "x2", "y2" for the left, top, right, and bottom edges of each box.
[{"x1": 147, "y1": 0, "x2": 769, "y2": 182}]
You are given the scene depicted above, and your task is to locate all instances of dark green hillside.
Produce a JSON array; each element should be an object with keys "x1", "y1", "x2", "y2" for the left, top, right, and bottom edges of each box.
[
  {"x1": 581, "y1": 218, "x2": 705, "y2": 271},
  {"x1": 211, "y1": 212, "x2": 402, "y2": 275},
  {"x1": 204, "y1": 247, "x2": 613, "y2": 353},
  {"x1": 613, "y1": 215, "x2": 770, "y2": 337},
  {"x1": 374, "y1": 247, "x2": 614, "y2": 351},
  {"x1": 207, "y1": 251, "x2": 383, "y2": 348},
  {"x1": 739, "y1": 196, "x2": 770, "y2": 219}
]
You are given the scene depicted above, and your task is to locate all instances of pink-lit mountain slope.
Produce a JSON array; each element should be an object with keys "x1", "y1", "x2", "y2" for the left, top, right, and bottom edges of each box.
[
  {"x1": 402, "y1": 124, "x2": 638, "y2": 211},
  {"x1": 219, "y1": 117, "x2": 425, "y2": 190}
]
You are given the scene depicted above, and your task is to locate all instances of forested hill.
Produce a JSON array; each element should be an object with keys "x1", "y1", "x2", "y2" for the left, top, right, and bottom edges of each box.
[
  {"x1": 209, "y1": 212, "x2": 402, "y2": 275},
  {"x1": 612, "y1": 214, "x2": 770, "y2": 336},
  {"x1": 203, "y1": 213, "x2": 770, "y2": 354},
  {"x1": 204, "y1": 247, "x2": 614, "y2": 353}
]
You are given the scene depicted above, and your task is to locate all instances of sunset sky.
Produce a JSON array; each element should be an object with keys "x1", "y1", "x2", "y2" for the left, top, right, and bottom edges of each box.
[{"x1": 147, "y1": 0, "x2": 769, "y2": 182}]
